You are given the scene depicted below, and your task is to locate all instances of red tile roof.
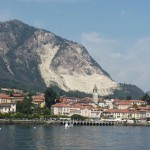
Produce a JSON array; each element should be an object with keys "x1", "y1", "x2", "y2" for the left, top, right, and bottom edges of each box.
[
  {"x1": 104, "y1": 109, "x2": 139, "y2": 113},
  {"x1": 71, "y1": 103, "x2": 94, "y2": 110},
  {"x1": 116, "y1": 101, "x2": 131, "y2": 105},
  {"x1": 126, "y1": 100, "x2": 146, "y2": 103},
  {"x1": 104, "y1": 109, "x2": 129, "y2": 113},
  {"x1": 52, "y1": 103, "x2": 70, "y2": 107},
  {"x1": 12, "y1": 93, "x2": 23, "y2": 97},
  {"x1": 0, "y1": 94, "x2": 11, "y2": 99},
  {"x1": 32, "y1": 95, "x2": 45, "y2": 99}
]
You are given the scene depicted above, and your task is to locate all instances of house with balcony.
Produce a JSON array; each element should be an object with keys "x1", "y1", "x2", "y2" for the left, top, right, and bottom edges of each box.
[
  {"x1": 0, "y1": 103, "x2": 16, "y2": 113},
  {"x1": 114, "y1": 100, "x2": 147, "y2": 110},
  {"x1": 51, "y1": 102, "x2": 102, "y2": 118},
  {"x1": 51, "y1": 103, "x2": 71, "y2": 116},
  {"x1": 32, "y1": 95, "x2": 45, "y2": 108},
  {"x1": 0, "y1": 94, "x2": 12, "y2": 103},
  {"x1": 103, "y1": 108, "x2": 148, "y2": 120}
]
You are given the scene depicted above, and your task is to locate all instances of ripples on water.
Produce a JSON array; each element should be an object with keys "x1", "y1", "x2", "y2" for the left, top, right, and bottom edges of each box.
[{"x1": 0, "y1": 125, "x2": 150, "y2": 150}]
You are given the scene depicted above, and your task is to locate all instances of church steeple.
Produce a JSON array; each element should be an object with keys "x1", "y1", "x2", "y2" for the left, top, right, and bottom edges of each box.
[
  {"x1": 93, "y1": 84, "x2": 98, "y2": 92},
  {"x1": 93, "y1": 84, "x2": 98, "y2": 104}
]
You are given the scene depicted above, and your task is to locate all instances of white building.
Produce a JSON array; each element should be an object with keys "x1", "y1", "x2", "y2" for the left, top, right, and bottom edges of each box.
[
  {"x1": 51, "y1": 103, "x2": 70, "y2": 115},
  {"x1": 114, "y1": 100, "x2": 147, "y2": 110},
  {"x1": 98, "y1": 100, "x2": 106, "y2": 108},
  {"x1": 90, "y1": 109, "x2": 103, "y2": 118},
  {"x1": 51, "y1": 102, "x2": 102, "y2": 118},
  {"x1": 0, "y1": 103, "x2": 16, "y2": 113},
  {"x1": 146, "y1": 110, "x2": 150, "y2": 119},
  {"x1": 104, "y1": 99, "x2": 114, "y2": 109},
  {"x1": 103, "y1": 109, "x2": 147, "y2": 120}
]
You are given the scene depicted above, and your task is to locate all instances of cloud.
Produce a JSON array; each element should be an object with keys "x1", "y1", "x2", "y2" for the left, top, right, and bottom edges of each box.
[
  {"x1": 81, "y1": 32, "x2": 120, "y2": 65},
  {"x1": 81, "y1": 32, "x2": 150, "y2": 92},
  {"x1": 82, "y1": 32, "x2": 118, "y2": 44}
]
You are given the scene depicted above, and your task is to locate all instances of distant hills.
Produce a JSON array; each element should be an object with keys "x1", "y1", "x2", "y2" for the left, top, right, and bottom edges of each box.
[
  {"x1": 147, "y1": 91, "x2": 150, "y2": 96},
  {"x1": 0, "y1": 20, "x2": 144, "y2": 99}
]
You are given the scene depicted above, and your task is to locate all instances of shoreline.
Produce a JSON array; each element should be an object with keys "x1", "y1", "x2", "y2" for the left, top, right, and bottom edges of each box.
[
  {"x1": 0, "y1": 119, "x2": 150, "y2": 127},
  {"x1": 0, "y1": 119, "x2": 58, "y2": 125}
]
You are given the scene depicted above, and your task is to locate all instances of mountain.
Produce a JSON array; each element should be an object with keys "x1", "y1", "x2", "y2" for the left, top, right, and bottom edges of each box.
[
  {"x1": 0, "y1": 20, "x2": 45, "y2": 91},
  {"x1": 0, "y1": 20, "x2": 144, "y2": 98},
  {"x1": 147, "y1": 91, "x2": 150, "y2": 96}
]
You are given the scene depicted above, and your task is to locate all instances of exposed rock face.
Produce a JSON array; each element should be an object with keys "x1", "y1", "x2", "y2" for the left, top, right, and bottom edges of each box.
[
  {"x1": 0, "y1": 20, "x2": 144, "y2": 97},
  {"x1": 0, "y1": 20, "x2": 45, "y2": 91},
  {"x1": 34, "y1": 30, "x2": 119, "y2": 95}
]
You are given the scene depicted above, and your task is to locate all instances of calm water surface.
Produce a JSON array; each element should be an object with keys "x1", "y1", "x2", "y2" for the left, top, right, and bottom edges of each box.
[{"x1": 0, "y1": 125, "x2": 150, "y2": 150}]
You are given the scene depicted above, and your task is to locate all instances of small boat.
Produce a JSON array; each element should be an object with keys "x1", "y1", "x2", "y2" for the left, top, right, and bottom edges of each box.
[{"x1": 65, "y1": 122, "x2": 69, "y2": 129}]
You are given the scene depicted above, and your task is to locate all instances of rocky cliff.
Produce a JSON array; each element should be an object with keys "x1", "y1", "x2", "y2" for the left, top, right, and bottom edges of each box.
[{"x1": 0, "y1": 20, "x2": 144, "y2": 98}]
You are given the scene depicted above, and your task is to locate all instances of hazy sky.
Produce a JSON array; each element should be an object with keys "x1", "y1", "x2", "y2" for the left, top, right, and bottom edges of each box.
[{"x1": 0, "y1": 0, "x2": 150, "y2": 92}]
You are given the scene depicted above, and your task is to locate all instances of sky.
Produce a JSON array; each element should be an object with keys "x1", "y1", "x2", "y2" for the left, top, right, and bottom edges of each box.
[{"x1": 0, "y1": 0, "x2": 150, "y2": 92}]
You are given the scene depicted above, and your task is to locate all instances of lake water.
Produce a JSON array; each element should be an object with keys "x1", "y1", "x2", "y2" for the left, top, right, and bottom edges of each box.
[{"x1": 0, "y1": 125, "x2": 150, "y2": 150}]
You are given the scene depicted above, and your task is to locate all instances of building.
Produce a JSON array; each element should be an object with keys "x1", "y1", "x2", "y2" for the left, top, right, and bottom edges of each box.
[
  {"x1": 32, "y1": 95, "x2": 45, "y2": 108},
  {"x1": 103, "y1": 108, "x2": 148, "y2": 120},
  {"x1": 114, "y1": 100, "x2": 147, "y2": 110},
  {"x1": 0, "y1": 103, "x2": 16, "y2": 113},
  {"x1": 51, "y1": 102, "x2": 102, "y2": 118},
  {"x1": 0, "y1": 94, "x2": 12, "y2": 103},
  {"x1": 51, "y1": 103, "x2": 71, "y2": 116},
  {"x1": 93, "y1": 85, "x2": 98, "y2": 104},
  {"x1": 104, "y1": 99, "x2": 114, "y2": 109},
  {"x1": 0, "y1": 94, "x2": 17, "y2": 113}
]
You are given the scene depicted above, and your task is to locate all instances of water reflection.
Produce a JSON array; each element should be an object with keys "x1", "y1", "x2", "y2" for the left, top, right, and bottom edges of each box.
[{"x1": 0, "y1": 125, "x2": 150, "y2": 150}]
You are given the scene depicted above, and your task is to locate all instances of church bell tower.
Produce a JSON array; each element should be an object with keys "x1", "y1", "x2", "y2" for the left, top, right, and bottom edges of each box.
[{"x1": 93, "y1": 84, "x2": 98, "y2": 104}]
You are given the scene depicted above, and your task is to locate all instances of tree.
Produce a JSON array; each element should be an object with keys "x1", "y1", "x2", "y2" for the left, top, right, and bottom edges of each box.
[
  {"x1": 11, "y1": 112, "x2": 25, "y2": 119},
  {"x1": 71, "y1": 114, "x2": 85, "y2": 121},
  {"x1": 42, "y1": 107, "x2": 51, "y2": 116},
  {"x1": 4, "y1": 90, "x2": 14, "y2": 96},
  {"x1": 22, "y1": 96, "x2": 33, "y2": 114},
  {"x1": 16, "y1": 94, "x2": 33, "y2": 114},
  {"x1": 33, "y1": 106, "x2": 42, "y2": 114},
  {"x1": 44, "y1": 88, "x2": 57, "y2": 108},
  {"x1": 126, "y1": 96, "x2": 132, "y2": 100},
  {"x1": 132, "y1": 104, "x2": 138, "y2": 109},
  {"x1": 141, "y1": 93, "x2": 150, "y2": 105}
]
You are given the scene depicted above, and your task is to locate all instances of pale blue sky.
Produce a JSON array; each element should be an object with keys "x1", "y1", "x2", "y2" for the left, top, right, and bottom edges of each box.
[{"x1": 0, "y1": 0, "x2": 150, "y2": 92}]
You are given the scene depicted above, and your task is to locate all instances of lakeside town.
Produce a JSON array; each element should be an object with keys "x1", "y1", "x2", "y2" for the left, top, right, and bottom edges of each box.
[{"x1": 0, "y1": 86, "x2": 150, "y2": 125}]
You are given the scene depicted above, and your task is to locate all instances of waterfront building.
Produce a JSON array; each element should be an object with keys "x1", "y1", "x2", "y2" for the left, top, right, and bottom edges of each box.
[
  {"x1": 51, "y1": 102, "x2": 102, "y2": 118},
  {"x1": 146, "y1": 110, "x2": 150, "y2": 119},
  {"x1": 51, "y1": 103, "x2": 71, "y2": 116},
  {"x1": 0, "y1": 94, "x2": 17, "y2": 113},
  {"x1": 0, "y1": 103, "x2": 16, "y2": 113},
  {"x1": 103, "y1": 108, "x2": 150, "y2": 120},
  {"x1": 90, "y1": 108, "x2": 103, "y2": 118}
]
